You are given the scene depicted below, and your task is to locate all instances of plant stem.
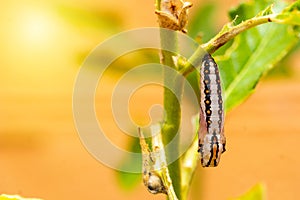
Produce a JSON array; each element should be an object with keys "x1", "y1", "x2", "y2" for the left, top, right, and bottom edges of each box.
[
  {"x1": 160, "y1": 29, "x2": 184, "y2": 199},
  {"x1": 181, "y1": 15, "x2": 273, "y2": 76},
  {"x1": 154, "y1": 0, "x2": 188, "y2": 198}
]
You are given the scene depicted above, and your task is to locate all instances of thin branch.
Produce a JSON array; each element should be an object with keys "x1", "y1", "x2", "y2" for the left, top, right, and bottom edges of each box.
[
  {"x1": 139, "y1": 125, "x2": 178, "y2": 200},
  {"x1": 181, "y1": 15, "x2": 274, "y2": 76}
]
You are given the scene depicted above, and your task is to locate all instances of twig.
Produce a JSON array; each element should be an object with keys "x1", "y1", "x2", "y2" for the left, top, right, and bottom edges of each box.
[
  {"x1": 139, "y1": 125, "x2": 178, "y2": 200},
  {"x1": 181, "y1": 15, "x2": 274, "y2": 76}
]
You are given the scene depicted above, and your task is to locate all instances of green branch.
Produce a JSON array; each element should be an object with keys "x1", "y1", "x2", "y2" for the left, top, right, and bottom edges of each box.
[
  {"x1": 159, "y1": 25, "x2": 183, "y2": 200},
  {"x1": 181, "y1": 15, "x2": 273, "y2": 76},
  {"x1": 154, "y1": 0, "x2": 192, "y2": 198}
]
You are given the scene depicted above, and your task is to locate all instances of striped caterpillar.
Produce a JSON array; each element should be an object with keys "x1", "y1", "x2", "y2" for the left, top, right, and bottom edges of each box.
[{"x1": 198, "y1": 53, "x2": 226, "y2": 167}]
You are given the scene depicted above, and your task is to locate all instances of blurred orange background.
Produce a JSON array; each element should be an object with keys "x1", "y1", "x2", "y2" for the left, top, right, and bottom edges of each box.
[{"x1": 1, "y1": 0, "x2": 300, "y2": 199}]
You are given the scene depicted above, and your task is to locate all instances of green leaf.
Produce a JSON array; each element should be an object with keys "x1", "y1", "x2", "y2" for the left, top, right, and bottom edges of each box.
[
  {"x1": 228, "y1": 183, "x2": 266, "y2": 200},
  {"x1": 216, "y1": 0, "x2": 300, "y2": 111},
  {"x1": 116, "y1": 171, "x2": 141, "y2": 191},
  {"x1": 0, "y1": 194, "x2": 42, "y2": 200},
  {"x1": 116, "y1": 137, "x2": 142, "y2": 191}
]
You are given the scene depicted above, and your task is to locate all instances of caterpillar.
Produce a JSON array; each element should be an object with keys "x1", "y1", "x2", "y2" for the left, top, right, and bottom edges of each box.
[{"x1": 198, "y1": 53, "x2": 226, "y2": 167}]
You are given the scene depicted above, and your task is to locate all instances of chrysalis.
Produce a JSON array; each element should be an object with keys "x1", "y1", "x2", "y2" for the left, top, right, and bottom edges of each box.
[{"x1": 198, "y1": 53, "x2": 226, "y2": 167}]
